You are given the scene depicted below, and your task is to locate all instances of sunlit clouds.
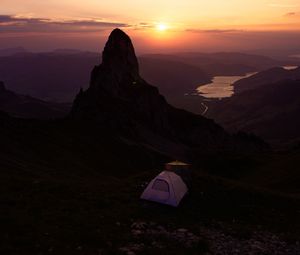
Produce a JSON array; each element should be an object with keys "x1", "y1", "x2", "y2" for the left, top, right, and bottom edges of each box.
[
  {"x1": 0, "y1": 0, "x2": 300, "y2": 52},
  {"x1": 0, "y1": 15, "x2": 128, "y2": 33}
]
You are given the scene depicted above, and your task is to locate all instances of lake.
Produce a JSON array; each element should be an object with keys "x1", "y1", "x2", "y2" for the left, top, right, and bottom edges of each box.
[
  {"x1": 197, "y1": 66, "x2": 298, "y2": 99},
  {"x1": 283, "y1": 65, "x2": 298, "y2": 70},
  {"x1": 197, "y1": 73, "x2": 256, "y2": 99}
]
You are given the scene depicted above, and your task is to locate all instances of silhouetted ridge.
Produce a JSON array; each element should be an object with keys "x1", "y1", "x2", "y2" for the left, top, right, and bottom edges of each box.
[{"x1": 0, "y1": 81, "x2": 69, "y2": 119}]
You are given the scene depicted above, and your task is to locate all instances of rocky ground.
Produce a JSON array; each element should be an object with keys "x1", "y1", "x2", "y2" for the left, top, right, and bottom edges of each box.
[{"x1": 118, "y1": 221, "x2": 300, "y2": 255}]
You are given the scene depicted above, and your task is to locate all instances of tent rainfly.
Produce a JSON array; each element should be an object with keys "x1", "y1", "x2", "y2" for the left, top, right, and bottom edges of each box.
[
  {"x1": 140, "y1": 171, "x2": 188, "y2": 207},
  {"x1": 165, "y1": 160, "x2": 191, "y2": 188}
]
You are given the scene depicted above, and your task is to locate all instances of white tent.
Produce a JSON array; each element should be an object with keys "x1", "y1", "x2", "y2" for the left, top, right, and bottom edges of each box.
[{"x1": 140, "y1": 171, "x2": 188, "y2": 207}]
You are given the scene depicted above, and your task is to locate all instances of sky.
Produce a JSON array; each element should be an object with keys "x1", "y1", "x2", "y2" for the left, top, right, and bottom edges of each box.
[{"x1": 0, "y1": 0, "x2": 300, "y2": 54}]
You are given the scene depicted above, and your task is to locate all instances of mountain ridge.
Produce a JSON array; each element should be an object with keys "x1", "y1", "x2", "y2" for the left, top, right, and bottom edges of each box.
[
  {"x1": 71, "y1": 29, "x2": 267, "y2": 159},
  {"x1": 234, "y1": 66, "x2": 300, "y2": 94},
  {"x1": 0, "y1": 81, "x2": 70, "y2": 119},
  {"x1": 207, "y1": 76, "x2": 300, "y2": 145}
]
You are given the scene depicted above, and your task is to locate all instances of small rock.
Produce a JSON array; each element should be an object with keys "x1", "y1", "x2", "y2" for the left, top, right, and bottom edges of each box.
[
  {"x1": 177, "y1": 228, "x2": 188, "y2": 233},
  {"x1": 132, "y1": 229, "x2": 143, "y2": 235}
]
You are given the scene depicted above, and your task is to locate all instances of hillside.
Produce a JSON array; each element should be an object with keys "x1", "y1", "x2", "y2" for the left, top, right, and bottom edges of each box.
[
  {"x1": 1, "y1": 110, "x2": 300, "y2": 255},
  {"x1": 0, "y1": 81, "x2": 69, "y2": 119},
  {"x1": 207, "y1": 74, "x2": 300, "y2": 145},
  {"x1": 234, "y1": 66, "x2": 300, "y2": 94},
  {"x1": 139, "y1": 57, "x2": 211, "y2": 106},
  {"x1": 0, "y1": 52, "x2": 98, "y2": 102}
]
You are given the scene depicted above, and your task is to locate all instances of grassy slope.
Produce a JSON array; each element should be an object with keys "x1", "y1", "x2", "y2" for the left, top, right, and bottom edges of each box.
[
  {"x1": 0, "y1": 115, "x2": 300, "y2": 254},
  {"x1": 1, "y1": 159, "x2": 300, "y2": 254}
]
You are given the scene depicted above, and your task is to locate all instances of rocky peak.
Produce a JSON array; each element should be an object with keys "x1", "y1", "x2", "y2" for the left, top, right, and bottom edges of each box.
[
  {"x1": 102, "y1": 28, "x2": 139, "y2": 76},
  {"x1": 90, "y1": 29, "x2": 140, "y2": 95}
]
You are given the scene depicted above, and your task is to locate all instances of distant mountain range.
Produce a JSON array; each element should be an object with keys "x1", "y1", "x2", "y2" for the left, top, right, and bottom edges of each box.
[
  {"x1": 0, "y1": 52, "x2": 98, "y2": 102},
  {"x1": 245, "y1": 48, "x2": 300, "y2": 61},
  {"x1": 234, "y1": 66, "x2": 300, "y2": 94},
  {"x1": 1, "y1": 43, "x2": 300, "y2": 147},
  {"x1": 0, "y1": 81, "x2": 70, "y2": 119},
  {"x1": 139, "y1": 56, "x2": 211, "y2": 107},
  {"x1": 141, "y1": 52, "x2": 283, "y2": 76},
  {"x1": 0, "y1": 47, "x2": 28, "y2": 56},
  {"x1": 1, "y1": 47, "x2": 294, "y2": 103}
]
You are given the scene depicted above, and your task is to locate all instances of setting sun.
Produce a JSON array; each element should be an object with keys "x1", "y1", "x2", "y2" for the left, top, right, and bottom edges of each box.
[{"x1": 156, "y1": 23, "x2": 168, "y2": 31}]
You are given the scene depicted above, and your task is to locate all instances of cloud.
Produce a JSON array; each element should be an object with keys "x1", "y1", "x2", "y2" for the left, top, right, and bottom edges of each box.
[
  {"x1": 131, "y1": 22, "x2": 156, "y2": 30},
  {"x1": 268, "y1": 3, "x2": 299, "y2": 8},
  {"x1": 285, "y1": 12, "x2": 296, "y2": 16},
  {"x1": 0, "y1": 15, "x2": 128, "y2": 33},
  {"x1": 186, "y1": 29, "x2": 244, "y2": 34},
  {"x1": 284, "y1": 12, "x2": 300, "y2": 17}
]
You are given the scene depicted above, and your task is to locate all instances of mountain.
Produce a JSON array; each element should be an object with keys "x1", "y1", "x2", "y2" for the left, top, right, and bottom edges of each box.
[
  {"x1": 234, "y1": 66, "x2": 300, "y2": 94},
  {"x1": 52, "y1": 49, "x2": 88, "y2": 55},
  {"x1": 138, "y1": 53, "x2": 283, "y2": 113},
  {"x1": 139, "y1": 57, "x2": 211, "y2": 108},
  {"x1": 0, "y1": 51, "x2": 212, "y2": 109},
  {"x1": 207, "y1": 78, "x2": 300, "y2": 145},
  {"x1": 70, "y1": 29, "x2": 266, "y2": 159},
  {"x1": 245, "y1": 48, "x2": 300, "y2": 62},
  {"x1": 0, "y1": 47, "x2": 28, "y2": 56},
  {"x1": 141, "y1": 52, "x2": 281, "y2": 76},
  {"x1": 0, "y1": 52, "x2": 98, "y2": 102},
  {"x1": 139, "y1": 56, "x2": 211, "y2": 95},
  {"x1": 0, "y1": 81, "x2": 70, "y2": 119},
  {"x1": 0, "y1": 50, "x2": 285, "y2": 104}
]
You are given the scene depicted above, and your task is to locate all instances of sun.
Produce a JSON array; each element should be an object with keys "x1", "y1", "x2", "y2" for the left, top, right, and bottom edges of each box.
[{"x1": 156, "y1": 23, "x2": 168, "y2": 31}]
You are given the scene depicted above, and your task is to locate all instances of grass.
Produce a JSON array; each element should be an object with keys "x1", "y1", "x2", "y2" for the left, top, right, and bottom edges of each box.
[
  {"x1": 0, "y1": 117, "x2": 300, "y2": 254},
  {"x1": 1, "y1": 159, "x2": 300, "y2": 254}
]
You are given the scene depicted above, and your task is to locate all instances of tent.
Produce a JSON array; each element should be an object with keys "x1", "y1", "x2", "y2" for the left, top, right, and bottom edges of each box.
[{"x1": 140, "y1": 171, "x2": 188, "y2": 207}]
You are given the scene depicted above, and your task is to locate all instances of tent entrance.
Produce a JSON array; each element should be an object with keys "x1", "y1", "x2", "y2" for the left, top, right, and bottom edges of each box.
[{"x1": 152, "y1": 179, "x2": 169, "y2": 192}]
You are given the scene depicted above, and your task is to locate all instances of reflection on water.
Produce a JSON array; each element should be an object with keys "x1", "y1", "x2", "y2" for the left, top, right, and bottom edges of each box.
[
  {"x1": 283, "y1": 66, "x2": 298, "y2": 70},
  {"x1": 197, "y1": 73, "x2": 256, "y2": 99}
]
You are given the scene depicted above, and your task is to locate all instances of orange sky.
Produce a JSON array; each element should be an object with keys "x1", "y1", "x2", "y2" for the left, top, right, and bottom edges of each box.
[{"x1": 0, "y1": 0, "x2": 300, "y2": 52}]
